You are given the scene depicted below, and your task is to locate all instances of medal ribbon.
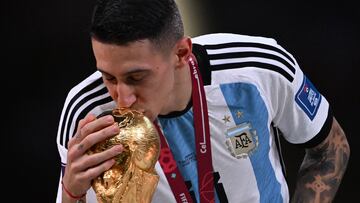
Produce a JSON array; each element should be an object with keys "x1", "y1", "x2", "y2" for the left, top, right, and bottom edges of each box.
[{"x1": 155, "y1": 54, "x2": 215, "y2": 203}]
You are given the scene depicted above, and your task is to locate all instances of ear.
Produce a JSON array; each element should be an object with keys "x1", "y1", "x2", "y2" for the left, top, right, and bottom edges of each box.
[{"x1": 174, "y1": 37, "x2": 192, "y2": 68}]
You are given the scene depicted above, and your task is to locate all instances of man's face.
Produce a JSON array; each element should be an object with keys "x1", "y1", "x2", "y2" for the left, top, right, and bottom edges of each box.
[{"x1": 91, "y1": 38, "x2": 177, "y2": 121}]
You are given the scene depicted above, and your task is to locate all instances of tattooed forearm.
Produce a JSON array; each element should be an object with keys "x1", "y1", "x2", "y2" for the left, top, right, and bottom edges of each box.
[{"x1": 291, "y1": 118, "x2": 350, "y2": 203}]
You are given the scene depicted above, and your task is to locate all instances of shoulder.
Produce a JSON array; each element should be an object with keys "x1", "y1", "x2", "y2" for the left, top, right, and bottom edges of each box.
[
  {"x1": 57, "y1": 71, "x2": 115, "y2": 149},
  {"x1": 192, "y1": 33, "x2": 278, "y2": 47},
  {"x1": 191, "y1": 33, "x2": 299, "y2": 86},
  {"x1": 65, "y1": 71, "x2": 103, "y2": 100},
  {"x1": 62, "y1": 71, "x2": 114, "y2": 114}
]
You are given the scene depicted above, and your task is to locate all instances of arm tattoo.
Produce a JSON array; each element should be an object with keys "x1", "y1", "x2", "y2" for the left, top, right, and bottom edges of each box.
[{"x1": 291, "y1": 118, "x2": 350, "y2": 203}]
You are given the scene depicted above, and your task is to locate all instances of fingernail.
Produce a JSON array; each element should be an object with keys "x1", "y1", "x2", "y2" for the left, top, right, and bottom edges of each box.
[
  {"x1": 106, "y1": 115, "x2": 114, "y2": 123},
  {"x1": 112, "y1": 124, "x2": 119, "y2": 133},
  {"x1": 114, "y1": 145, "x2": 123, "y2": 152}
]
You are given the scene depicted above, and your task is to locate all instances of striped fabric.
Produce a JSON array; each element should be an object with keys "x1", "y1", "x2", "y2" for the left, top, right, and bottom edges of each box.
[{"x1": 56, "y1": 33, "x2": 332, "y2": 203}]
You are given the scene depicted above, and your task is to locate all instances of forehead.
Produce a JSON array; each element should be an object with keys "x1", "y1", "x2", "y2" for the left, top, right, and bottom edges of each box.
[
  {"x1": 91, "y1": 38, "x2": 165, "y2": 73},
  {"x1": 92, "y1": 38, "x2": 157, "y2": 59}
]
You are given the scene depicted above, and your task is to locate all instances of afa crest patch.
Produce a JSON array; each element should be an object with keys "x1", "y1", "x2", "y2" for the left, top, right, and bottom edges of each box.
[
  {"x1": 225, "y1": 122, "x2": 258, "y2": 159},
  {"x1": 295, "y1": 76, "x2": 322, "y2": 121}
]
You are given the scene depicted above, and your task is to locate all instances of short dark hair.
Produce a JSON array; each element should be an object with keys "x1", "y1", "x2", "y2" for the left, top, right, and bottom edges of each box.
[{"x1": 90, "y1": 0, "x2": 184, "y2": 51}]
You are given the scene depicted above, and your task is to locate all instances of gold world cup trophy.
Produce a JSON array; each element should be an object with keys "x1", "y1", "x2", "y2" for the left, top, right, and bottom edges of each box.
[{"x1": 87, "y1": 108, "x2": 160, "y2": 203}]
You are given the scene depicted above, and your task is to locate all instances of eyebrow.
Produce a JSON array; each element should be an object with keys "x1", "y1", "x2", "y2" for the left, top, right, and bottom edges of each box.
[{"x1": 97, "y1": 67, "x2": 150, "y2": 76}]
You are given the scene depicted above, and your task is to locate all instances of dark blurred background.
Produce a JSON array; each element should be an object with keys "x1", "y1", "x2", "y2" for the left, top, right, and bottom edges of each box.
[{"x1": 4, "y1": 0, "x2": 358, "y2": 202}]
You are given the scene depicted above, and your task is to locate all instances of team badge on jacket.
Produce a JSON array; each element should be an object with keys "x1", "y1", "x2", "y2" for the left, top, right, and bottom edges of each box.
[{"x1": 225, "y1": 122, "x2": 258, "y2": 159}]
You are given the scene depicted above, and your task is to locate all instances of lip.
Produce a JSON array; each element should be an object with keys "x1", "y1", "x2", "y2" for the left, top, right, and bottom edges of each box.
[
  {"x1": 135, "y1": 108, "x2": 145, "y2": 114},
  {"x1": 117, "y1": 105, "x2": 145, "y2": 113},
  {"x1": 135, "y1": 108, "x2": 147, "y2": 117},
  {"x1": 128, "y1": 107, "x2": 153, "y2": 120}
]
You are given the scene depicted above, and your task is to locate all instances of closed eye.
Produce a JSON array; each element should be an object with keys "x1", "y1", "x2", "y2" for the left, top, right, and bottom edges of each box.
[
  {"x1": 97, "y1": 68, "x2": 150, "y2": 85},
  {"x1": 104, "y1": 76, "x2": 117, "y2": 83},
  {"x1": 125, "y1": 71, "x2": 148, "y2": 85}
]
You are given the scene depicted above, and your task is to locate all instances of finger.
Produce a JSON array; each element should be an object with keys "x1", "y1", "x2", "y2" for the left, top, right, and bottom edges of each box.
[
  {"x1": 68, "y1": 114, "x2": 97, "y2": 148},
  {"x1": 72, "y1": 145, "x2": 123, "y2": 172},
  {"x1": 83, "y1": 158, "x2": 117, "y2": 181},
  {"x1": 76, "y1": 114, "x2": 97, "y2": 137},
  {"x1": 68, "y1": 122, "x2": 120, "y2": 160},
  {"x1": 69, "y1": 114, "x2": 114, "y2": 148},
  {"x1": 81, "y1": 113, "x2": 97, "y2": 129},
  {"x1": 78, "y1": 115, "x2": 116, "y2": 141}
]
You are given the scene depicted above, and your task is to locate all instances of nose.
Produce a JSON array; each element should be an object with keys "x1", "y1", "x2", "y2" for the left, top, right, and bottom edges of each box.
[{"x1": 115, "y1": 83, "x2": 136, "y2": 108}]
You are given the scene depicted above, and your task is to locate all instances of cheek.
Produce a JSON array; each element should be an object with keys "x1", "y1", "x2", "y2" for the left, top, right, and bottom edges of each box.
[
  {"x1": 135, "y1": 86, "x2": 163, "y2": 109},
  {"x1": 105, "y1": 83, "x2": 118, "y2": 101}
]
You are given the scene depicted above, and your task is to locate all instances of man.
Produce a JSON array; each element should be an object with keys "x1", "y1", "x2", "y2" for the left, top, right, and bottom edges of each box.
[{"x1": 56, "y1": 0, "x2": 350, "y2": 202}]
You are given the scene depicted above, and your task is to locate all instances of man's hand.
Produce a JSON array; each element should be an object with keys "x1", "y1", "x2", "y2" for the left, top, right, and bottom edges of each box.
[{"x1": 61, "y1": 114, "x2": 123, "y2": 203}]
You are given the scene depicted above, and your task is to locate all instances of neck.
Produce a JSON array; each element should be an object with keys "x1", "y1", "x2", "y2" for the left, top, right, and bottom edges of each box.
[
  {"x1": 161, "y1": 60, "x2": 192, "y2": 115},
  {"x1": 175, "y1": 62, "x2": 193, "y2": 111}
]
